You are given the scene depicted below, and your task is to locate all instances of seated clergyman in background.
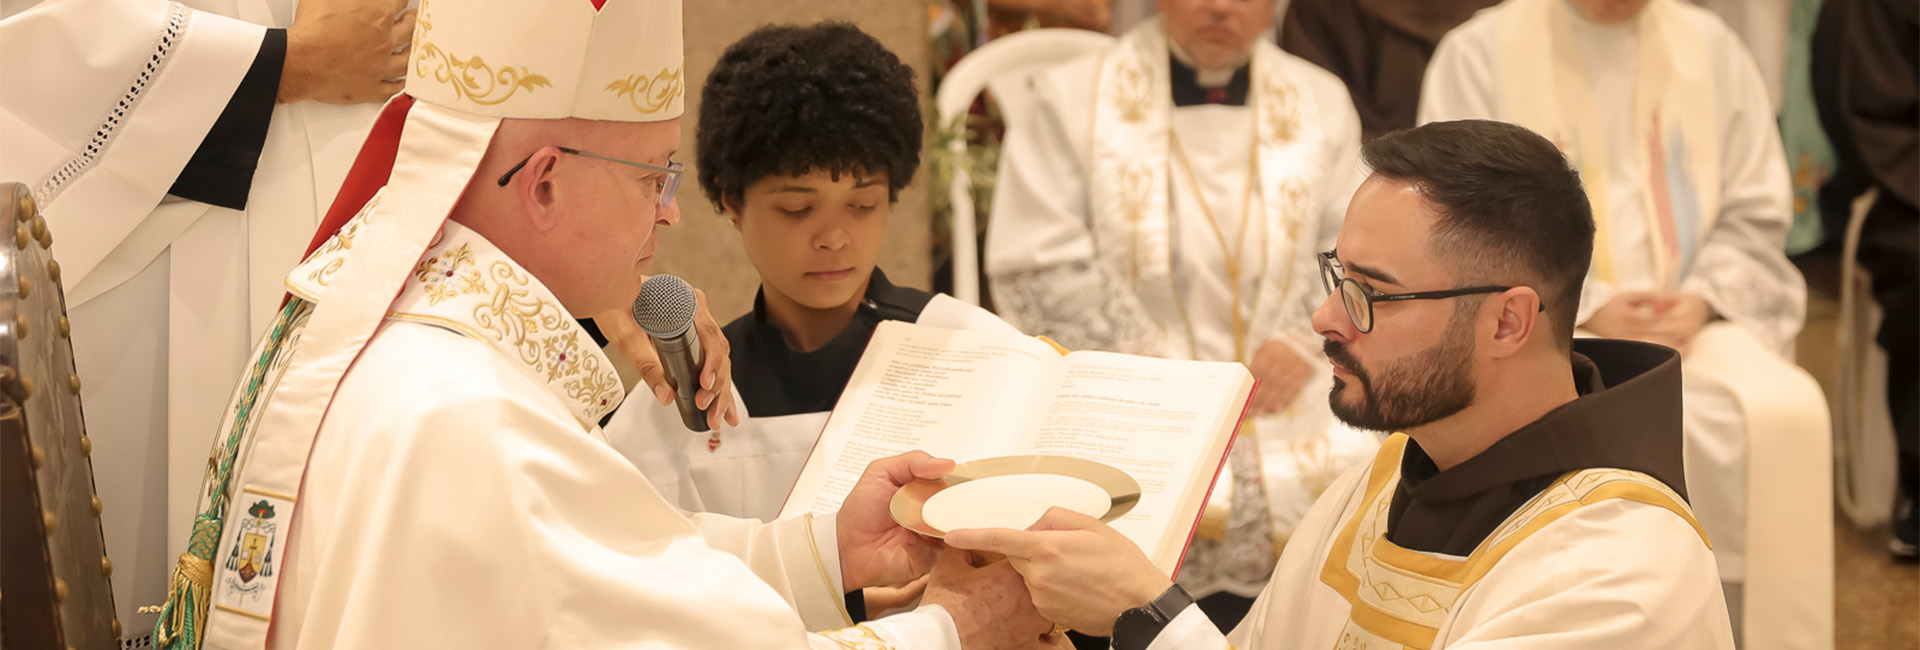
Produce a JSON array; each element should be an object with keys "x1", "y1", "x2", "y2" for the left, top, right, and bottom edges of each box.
[
  {"x1": 154, "y1": 1, "x2": 1053, "y2": 648},
  {"x1": 1419, "y1": 0, "x2": 1833, "y2": 644},
  {"x1": 983, "y1": 0, "x2": 1379, "y2": 628},
  {"x1": 606, "y1": 21, "x2": 1015, "y2": 525},
  {"x1": 949, "y1": 120, "x2": 1736, "y2": 649},
  {"x1": 1276, "y1": 0, "x2": 1498, "y2": 139}
]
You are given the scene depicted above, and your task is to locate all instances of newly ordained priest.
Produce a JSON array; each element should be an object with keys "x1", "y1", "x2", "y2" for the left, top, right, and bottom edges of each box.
[
  {"x1": 0, "y1": 0, "x2": 410, "y2": 631},
  {"x1": 983, "y1": 0, "x2": 1379, "y2": 623},
  {"x1": 151, "y1": 1, "x2": 1052, "y2": 649},
  {"x1": 1417, "y1": 0, "x2": 1832, "y2": 645},
  {"x1": 950, "y1": 119, "x2": 1736, "y2": 650}
]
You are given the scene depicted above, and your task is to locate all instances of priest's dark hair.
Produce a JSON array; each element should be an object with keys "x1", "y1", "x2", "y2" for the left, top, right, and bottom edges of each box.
[
  {"x1": 1360, "y1": 120, "x2": 1595, "y2": 349},
  {"x1": 696, "y1": 21, "x2": 921, "y2": 212}
]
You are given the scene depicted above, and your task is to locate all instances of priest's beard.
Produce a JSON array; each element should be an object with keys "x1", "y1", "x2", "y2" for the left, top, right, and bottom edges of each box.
[{"x1": 1323, "y1": 311, "x2": 1477, "y2": 433}]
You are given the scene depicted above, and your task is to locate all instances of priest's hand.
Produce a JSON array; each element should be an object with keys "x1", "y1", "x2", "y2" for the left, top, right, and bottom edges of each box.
[
  {"x1": 837, "y1": 451, "x2": 956, "y2": 591},
  {"x1": 594, "y1": 287, "x2": 741, "y2": 429},
  {"x1": 946, "y1": 508, "x2": 1170, "y2": 636},
  {"x1": 1248, "y1": 337, "x2": 1314, "y2": 415},
  {"x1": 281, "y1": 0, "x2": 416, "y2": 104},
  {"x1": 1583, "y1": 291, "x2": 1713, "y2": 354},
  {"x1": 920, "y1": 547, "x2": 1059, "y2": 649}
]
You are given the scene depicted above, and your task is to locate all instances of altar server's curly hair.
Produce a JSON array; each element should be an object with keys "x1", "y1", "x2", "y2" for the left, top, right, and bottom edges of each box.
[
  {"x1": 1362, "y1": 120, "x2": 1595, "y2": 350},
  {"x1": 696, "y1": 22, "x2": 922, "y2": 212}
]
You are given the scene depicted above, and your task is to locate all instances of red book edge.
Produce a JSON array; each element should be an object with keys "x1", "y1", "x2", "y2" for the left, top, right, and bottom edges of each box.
[{"x1": 1168, "y1": 375, "x2": 1258, "y2": 581}]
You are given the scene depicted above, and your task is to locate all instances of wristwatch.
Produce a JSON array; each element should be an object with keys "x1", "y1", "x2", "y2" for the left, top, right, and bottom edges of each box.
[{"x1": 1110, "y1": 584, "x2": 1195, "y2": 650}]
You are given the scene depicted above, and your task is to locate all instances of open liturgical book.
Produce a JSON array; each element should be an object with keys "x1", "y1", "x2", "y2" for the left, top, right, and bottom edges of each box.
[{"x1": 779, "y1": 321, "x2": 1255, "y2": 575}]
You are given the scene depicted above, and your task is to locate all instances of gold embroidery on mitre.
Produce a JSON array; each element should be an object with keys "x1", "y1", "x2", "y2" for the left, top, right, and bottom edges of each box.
[
  {"x1": 605, "y1": 67, "x2": 686, "y2": 114},
  {"x1": 411, "y1": 0, "x2": 552, "y2": 106},
  {"x1": 820, "y1": 625, "x2": 895, "y2": 650}
]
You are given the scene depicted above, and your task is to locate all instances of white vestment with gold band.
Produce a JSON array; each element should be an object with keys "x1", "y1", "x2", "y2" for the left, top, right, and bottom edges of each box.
[{"x1": 1146, "y1": 435, "x2": 1734, "y2": 650}]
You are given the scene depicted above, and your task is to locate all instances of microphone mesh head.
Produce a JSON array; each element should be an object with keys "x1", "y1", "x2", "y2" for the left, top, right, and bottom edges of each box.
[{"x1": 632, "y1": 274, "x2": 699, "y2": 339}]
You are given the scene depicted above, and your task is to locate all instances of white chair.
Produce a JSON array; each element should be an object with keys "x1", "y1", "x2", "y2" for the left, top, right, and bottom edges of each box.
[{"x1": 934, "y1": 28, "x2": 1114, "y2": 305}]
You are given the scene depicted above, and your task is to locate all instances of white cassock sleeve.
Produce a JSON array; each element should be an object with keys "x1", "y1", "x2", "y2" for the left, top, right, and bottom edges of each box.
[
  {"x1": 1673, "y1": 28, "x2": 1803, "y2": 356},
  {"x1": 0, "y1": 0, "x2": 262, "y2": 291},
  {"x1": 983, "y1": 60, "x2": 1169, "y2": 356}
]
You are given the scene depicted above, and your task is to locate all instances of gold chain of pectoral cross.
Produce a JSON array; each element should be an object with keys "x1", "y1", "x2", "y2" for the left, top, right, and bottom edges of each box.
[{"x1": 1169, "y1": 129, "x2": 1260, "y2": 362}]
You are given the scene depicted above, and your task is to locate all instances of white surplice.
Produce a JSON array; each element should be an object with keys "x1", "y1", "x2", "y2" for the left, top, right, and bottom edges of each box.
[
  {"x1": 0, "y1": 0, "x2": 382, "y2": 631},
  {"x1": 1144, "y1": 435, "x2": 1734, "y2": 650},
  {"x1": 199, "y1": 217, "x2": 958, "y2": 649},
  {"x1": 1417, "y1": 1, "x2": 1832, "y2": 646},
  {"x1": 985, "y1": 17, "x2": 1380, "y2": 599},
  {"x1": 608, "y1": 294, "x2": 1020, "y2": 522}
]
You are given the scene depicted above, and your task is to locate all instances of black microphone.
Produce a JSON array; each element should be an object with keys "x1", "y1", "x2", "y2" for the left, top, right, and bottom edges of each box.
[{"x1": 632, "y1": 274, "x2": 710, "y2": 432}]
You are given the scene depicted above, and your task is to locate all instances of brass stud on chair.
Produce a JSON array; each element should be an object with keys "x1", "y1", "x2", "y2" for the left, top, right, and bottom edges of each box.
[
  {"x1": 58, "y1": 315, "x2": 69, "y2": 338},
  {"x1": 18, "y1": 274, "x2": 29, "y2": 299},
  {"x1": 29, "y1": 444, "x2": 43, "y2": 469},
  {"x1": 34, "y1": 218, "x2": 51, "y2": 248},
  {"x1": 52, "y1": 578, "x2": 67, "y2": 603},
  {"x1": 42, "y1": 510, "x2": 56, "y2": 534},
  {"x1": 47, "y1": 259, "x2": 60, "y2": 284},
  {"x1": 19, "y1": 375, "x2": 33, "y2": 399},
  {"x1": 79, "y1": 434, "x2": 91, "y2": 457},
  {"x1": 15, "y1": 193, "x2": 34, "y2": 223},
  {"x1": 112, "y1": 619, "x2": 122, "y2": 638},
  {"x1": 90, "y1": 494, "x2": 102, "y2": 516},
  {"x1": 69, "y1": 373, "x2": 80, "y2": 395},
  {"x1": 14, "y1": 224, "x2": 26, "y2": 249},
  {"x1": 14, "y1": 314, "x2": 25, "y2": 340},
  {"x1": 101, "y1": 556, "x2": 113, "y2": 577}
]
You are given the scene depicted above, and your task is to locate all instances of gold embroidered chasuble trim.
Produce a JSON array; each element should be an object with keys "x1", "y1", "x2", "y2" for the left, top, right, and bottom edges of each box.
[
  {"x1": 1086, "y1": 17, "x2": 1320, "y2": 361},
  {"x1": 1318, "y1": 434, "x2": 1708, "y2": 649},
  {"x1": 287, "y1": 212, "x2": 623, "y2": 428}
]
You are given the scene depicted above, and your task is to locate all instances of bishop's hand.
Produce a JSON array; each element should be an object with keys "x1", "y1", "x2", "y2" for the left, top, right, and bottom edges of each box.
[
  {"x1": 921, "y1": 547, "x2": 1062, "y2": 649},
  {"x1": 836, "y1": 451, "x2": 955, "y2": 591}
]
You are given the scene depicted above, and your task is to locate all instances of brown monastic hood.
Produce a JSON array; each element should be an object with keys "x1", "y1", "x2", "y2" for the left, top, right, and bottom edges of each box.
[{"x1": 1385, "y1": 339, "x2": 1688, "y2": 556}]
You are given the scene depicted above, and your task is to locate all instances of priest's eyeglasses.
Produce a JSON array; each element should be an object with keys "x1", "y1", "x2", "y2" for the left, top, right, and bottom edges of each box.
[
  {"x1": 1317, "y1": 251, "x2": 1539, "y2": 333},
  {"x1": 497, "y1": 147, "x2": 683, "y2": 208}
]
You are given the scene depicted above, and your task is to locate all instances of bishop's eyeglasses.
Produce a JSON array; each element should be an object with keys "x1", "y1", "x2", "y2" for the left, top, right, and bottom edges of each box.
[
  {"x1": 1317, "y1": 251, "x2": 1539, "y2": 333},
  {"x1": 497, "y1": 147, "x2": 683, "y2": 208}
]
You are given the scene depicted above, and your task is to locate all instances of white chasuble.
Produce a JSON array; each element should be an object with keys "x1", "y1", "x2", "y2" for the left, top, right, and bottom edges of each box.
[
  {"x1": 193, "y1": 215, "x2": 956, "y2": 649},
  {"x1": 1144, "y1": 435, "x2": 1734, "y2": 650},
  {"x1": 1418, "y1": 2, "x2": 1831, "y2": 645}
]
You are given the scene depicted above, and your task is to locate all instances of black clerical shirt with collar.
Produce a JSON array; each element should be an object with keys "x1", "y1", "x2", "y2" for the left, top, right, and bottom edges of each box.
[
  {"x1": 1168, "y1": 56, "x2": 1251, "y2": 107},
  {"x1": 722, "y1": 268, "x2": 934, "y2": 419}
]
